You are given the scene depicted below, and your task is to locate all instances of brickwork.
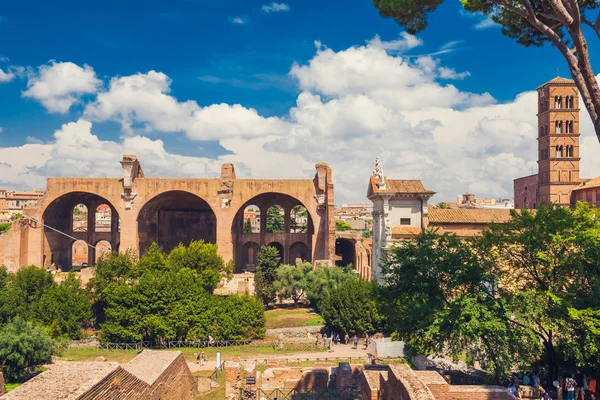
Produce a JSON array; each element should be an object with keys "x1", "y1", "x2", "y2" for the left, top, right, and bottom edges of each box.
[
  {"x1": 0, "y1": 156, "x2": 335, "y2": 272},
  {"x1": 0, "y1": 372, "x2": 6, "y2": 396},
  {"x1": 0, "y1": 222, "x2": 23, "y2": 272},
  {"x1": 515, "y1": 77, "x2": 584, "y2": 209}
]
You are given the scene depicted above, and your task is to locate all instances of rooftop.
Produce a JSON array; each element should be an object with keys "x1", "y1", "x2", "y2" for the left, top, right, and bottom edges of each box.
[
  {"x1": 368, "y1": 176, "x2": 435, "y2": 197},
  {"x1": 572, "y1": 176, "x2": 600, "y2": 192},
  {"x1": 3, "y1": 362, "x2": 120, "y2": 400},
  {"x1": 429, "y1": 208, "x2": 512, "y2": 224},
  {"x1": 537, "y1": 76, "x2": 575, "y2": 89},
  {"x1": 123, "y1": 350, "x2": 181, "y2": 386}
]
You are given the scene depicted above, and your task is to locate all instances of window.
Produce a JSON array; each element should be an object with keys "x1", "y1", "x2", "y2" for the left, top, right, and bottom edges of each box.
[{"x1": 400, "y1": 218, "x2": 411, "y2": 226}]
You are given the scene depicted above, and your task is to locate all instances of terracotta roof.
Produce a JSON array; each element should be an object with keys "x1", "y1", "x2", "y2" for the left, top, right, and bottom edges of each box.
[
  {"x1": 433, "y1": 228, "x2": 486, "y2": 237},
  {"x1": 428, "y1": 208, "x2": 512, "y2": 224},
  {"x1": 538, "y1": 76, "x2": 575, "y2": 89},
  {"x1": 572, "y1": 176, "x2": 600, "y2": 192},
  {"x1": 392, "y1": 226, "x2": 423, "y2": 236},
  {"x1": 368, "y1": 176, "x2": 435, "y2": 196}
]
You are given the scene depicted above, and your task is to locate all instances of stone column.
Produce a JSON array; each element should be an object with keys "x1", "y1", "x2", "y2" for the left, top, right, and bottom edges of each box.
[
  {"x1": 87, "y1": 203, "x2": 96, "y2": 265},
  {"x1": 284, "y1": 207, "x2": 291, "y2": 234},
  {"x1": 259, "y1": 206, "x2": 267, "y2": 245}
]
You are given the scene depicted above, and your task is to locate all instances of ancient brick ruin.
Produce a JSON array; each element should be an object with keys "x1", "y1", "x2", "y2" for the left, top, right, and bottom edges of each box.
[
  {"x1": 1, "y1": 350, "x2": 194, "y2": 400},
  {"x1": 0, "y1": 156, "x2": 335, "y2": 273}
]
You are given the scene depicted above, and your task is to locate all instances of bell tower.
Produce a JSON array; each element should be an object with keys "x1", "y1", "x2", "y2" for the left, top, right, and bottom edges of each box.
[{"x1": 537, "y1": 77, "x2": 581, "y2": 206}]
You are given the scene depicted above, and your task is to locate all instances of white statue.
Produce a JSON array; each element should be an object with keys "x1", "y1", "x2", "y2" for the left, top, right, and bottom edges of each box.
[{"x1": 373, "y1": 157, "x2": 386, "y2": 189}]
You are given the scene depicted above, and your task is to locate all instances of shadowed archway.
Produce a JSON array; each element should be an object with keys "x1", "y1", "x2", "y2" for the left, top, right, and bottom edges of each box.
[{"x1": 137, "y1": 190, "x2": 216, "y2": 256}]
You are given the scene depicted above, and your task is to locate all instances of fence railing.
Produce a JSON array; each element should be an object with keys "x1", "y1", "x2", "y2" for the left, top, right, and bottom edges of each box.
[
  {"x1": 54, "y1": 339, "x2": 318, "y2": 352},
  {"x1": 240, "y1": 387, "x2": 361, "y2": 400}
]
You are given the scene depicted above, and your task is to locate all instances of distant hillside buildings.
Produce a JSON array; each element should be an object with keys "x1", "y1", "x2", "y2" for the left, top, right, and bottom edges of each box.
[{"x1": 0, "y1": 189, "x2": 44, "y2": 222}]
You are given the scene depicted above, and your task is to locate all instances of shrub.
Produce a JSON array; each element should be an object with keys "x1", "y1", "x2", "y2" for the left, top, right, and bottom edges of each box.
[{"x1": 0, "y1": 317, "x2": 54, "y2": 381}]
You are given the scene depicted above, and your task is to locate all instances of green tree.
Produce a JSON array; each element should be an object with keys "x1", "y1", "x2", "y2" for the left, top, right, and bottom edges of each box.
[
  {"x1": 320, "y1": 279, "x2": 381, "y2": 335},
  {"x1": 335, "y1": 220, "x2": 352, "y2": 231},
  {"x1": 266, "y1": 206, "x2": 284, "y2": 233},
  {"x1": 243, "y1": 218, "x2": 253, "y2": 233},
  {"x1": 437, "y1": 202, "x2": 451, "y2": 209},
  {"x1": 0, "y1": 222, "x2": 11, "y2": 234},
  {"x1": 290, "y1": 205, "x2": 308, "y2": 233},
  {"x1": 362, "y1": 230, "x2": 370, "y2": 238},
  {"x1": 167, "y1": 240, "x2": 227, "y2": 293},
  {"x1": 305, "y1": 266, "x2": 357, "y2": 309},
  {"x1": 255, "y1": 246, "x2": 281, "y2": 306},
  {"x1": 372, "y1": 0, "x2": 600, "y2": 139},
  {"x1": 273, "y1": 263, "x2": 312, "y2": 304},
  {"x1": 36, "y1": 273, "x2": 93, "y2": 339},
  {"x1": 0, "y1": 317, "x2": 54, "y2": 381},
  {"x1": 381, "y1": 204, "x2": 600, "y2": 384},
  {"x1": 0, "y1": 266, "x2": 54, "y2": 323}
]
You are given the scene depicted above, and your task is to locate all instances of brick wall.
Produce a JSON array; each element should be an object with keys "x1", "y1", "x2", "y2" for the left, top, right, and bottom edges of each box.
[
  {"x1": 0, "y1": 223, "x2": 22, "y2": 272},
  {"x1": 148, "y1": 353, "x2": 195, "y2": 400},
  {"x1": 78, "y1": 367, "x2": 154, "y2": 400}
]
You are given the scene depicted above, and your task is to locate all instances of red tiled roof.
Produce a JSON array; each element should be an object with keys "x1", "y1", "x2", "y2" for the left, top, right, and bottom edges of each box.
[
  {"x1": 433, "y1": 228, "x2": 486, "y2": 237},
  {"x1": 428, "y1": 208, "x2": 512, "y2": 224},
  {"x1": 391, "y1": 226, "x2": 423, "y2": 236},
  {"x1": 572, "y1": 176, "x2": 600, "y2": 192},
  {"x1": 369, "y1": 176, "x2": 435, "y2": 195},
  {"x1": 538, "y1": 76, "x2": 575, "y2": 89}
]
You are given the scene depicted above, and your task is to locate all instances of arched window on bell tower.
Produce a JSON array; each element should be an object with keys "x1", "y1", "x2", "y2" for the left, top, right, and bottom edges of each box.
[
  {"x1": 555, "y1": 145, "x2": 563, "y2": 158},
  {"x1": 555, "y1": 120, "x2": 563, "y2": 133}
]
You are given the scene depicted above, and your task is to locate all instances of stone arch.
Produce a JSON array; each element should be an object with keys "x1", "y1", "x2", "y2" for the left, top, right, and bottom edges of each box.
[
  {"x1": 242, "y1": 241, "x2": 260, "y2": 272},
  {"x1": 232, "y1": 192, "x2": 315, "y2": 273},
  {"x1": 95, "y1": 240, "x2": 112, "y2": 263},
  {"x1": 95, "y1": 204, "x2": 112, "y2": 233},
  {"x1": 289, "y1": 242, "x2": 310, "y2": 264},
  {"x1": 73, "y1": 204, "x2": 88, "y2": 232},
  {"x1": 71, "y1": 239, "x2": 89, "y2": 269},
  {"x1": 268, "y1": 242, "x2": 285, "y2": 265},
  {"x1": 42, "y1": 191, "x2": 120, "y2": 271},
  {"x1": 335, "y1": 238, "x2": 356, "y2": 268},
  {"x1": 137, "y1": 190, "x2": 216, "y2": 256}
]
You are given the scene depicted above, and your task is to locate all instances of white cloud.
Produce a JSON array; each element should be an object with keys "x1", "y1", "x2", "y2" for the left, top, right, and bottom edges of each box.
[
  {"x1": 438, "y1": 67, "x2": 471, "y2": 80},
  {"x1": 229, "y1": 16, "x2": 249, "y2": 24},
  {"x1": 0, "y1": 120, "x2": 223, "y2": 190},
  {"x1": 0, "y1": 68, "x2": 14, "y2": 82},
  {"x1": 0, "y1": 127, "x2": 3, "y2": 133},
  {"x1": 22, "y1": 61, "x2": 102, "y2": 113},
  {"x1": 84, "y1": 70, "x2": 289, "y2": 140},
  {"x1": 0, "y1": 56, "x2": 9, "y2": 62},
  {"x1": 261, "y1": 3, "x2": 290, "y2": 12},
  {"x1": 5, "y1": 35, "x2": 597, "y2": 203},
  {"x1": 474, "y1": 17, "x2": 499, "y2": 30}
]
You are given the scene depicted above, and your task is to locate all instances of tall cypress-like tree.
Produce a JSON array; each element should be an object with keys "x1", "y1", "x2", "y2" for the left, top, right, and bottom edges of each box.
[{"x1": 254, "y1": 245, "x2": 281, "y2": 306}]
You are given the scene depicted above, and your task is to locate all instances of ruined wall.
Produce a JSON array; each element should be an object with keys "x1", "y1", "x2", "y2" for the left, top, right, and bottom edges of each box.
[
  {"x1": 8, "y1": 158, "x2": 335, "y2": 272},
  {"x1": 148, "y1": 353, "x2": 195, "y2": 400},
  {"x1": 77, "y1": 367, "x2": 154, "y2": 400},
  {"x1": 383, "y1": 364, "x2": 436, "y2": 400},
  {"x1": 0, "y1": 222, "x2": 24, "y2": 272}
]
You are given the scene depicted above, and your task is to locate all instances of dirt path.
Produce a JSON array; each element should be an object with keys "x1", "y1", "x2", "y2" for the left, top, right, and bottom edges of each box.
[{"x1": 187, "y1": 343, "x2": 370, "y2": 373}]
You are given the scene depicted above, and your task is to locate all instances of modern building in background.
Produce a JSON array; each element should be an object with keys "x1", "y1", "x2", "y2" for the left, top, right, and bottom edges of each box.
[{"x1": 0, "y1": 189, "x2": 45, "y2": 221}]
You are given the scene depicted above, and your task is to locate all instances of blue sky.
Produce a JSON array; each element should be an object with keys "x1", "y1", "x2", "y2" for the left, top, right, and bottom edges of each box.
[{"x1": 1, "y1": 0, "x2": 599, "y2": 201}]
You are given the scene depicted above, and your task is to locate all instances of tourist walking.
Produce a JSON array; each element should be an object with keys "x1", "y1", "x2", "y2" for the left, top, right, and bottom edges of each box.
[
  {"x1": 353, "y1": 334, "x2": 358, "y2": 349},
  {"x1": 523, "y1": 372, "x2": 531, "y2": 386},
  {"x1": 344, "y1": 333, "x2": 349, "y2": 345},
  {"x1": 587, "y1": 375, "x2": 597, "y2": 400},
  {"x1": 574, "y1": 369, "x2": 585, "y2": 400},
  {"x1": 565, "y1": 374, "x2": 577, "y2": 400}
]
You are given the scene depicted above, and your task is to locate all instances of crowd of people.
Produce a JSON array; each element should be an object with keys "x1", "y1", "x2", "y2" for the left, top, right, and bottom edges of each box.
[
  {"x1": 508, "y1": 369, "x2": 597, "y2": 400},
  {"x1": 317, "y1": 332, "x2": 372, "y2": 351}
]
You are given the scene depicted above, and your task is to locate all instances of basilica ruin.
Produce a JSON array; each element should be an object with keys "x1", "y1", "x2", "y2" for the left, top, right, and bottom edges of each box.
[{"x1": 0, "y1": 156, "x2": 335, "y2": 273}]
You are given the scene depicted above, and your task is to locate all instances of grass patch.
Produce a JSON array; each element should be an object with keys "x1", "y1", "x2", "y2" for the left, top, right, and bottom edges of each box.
[
  {"x1": 56, "y1": 344, "x2": 323, "y2": 364},
  {"x1": 5, "y1": 383, "x2": 22, "y2": 392},
  {"x1": 196, "y1": 370, "x2": 225, "y2": 400},
  {"x1": 265, "y1": 307, "x2": 324, "y2": 329}
]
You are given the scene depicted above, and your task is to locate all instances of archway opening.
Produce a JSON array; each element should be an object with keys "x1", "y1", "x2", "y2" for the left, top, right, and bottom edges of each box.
[
  {"x1": 268, "y1": 242, "x2": 285, "y2": 265},
  {"x1": 266, "y1": 205, "x2": 284, "y2": 233},
  {"x1": 72, "y1": 240, "x2": 89, "y2": 269},
  {"x1": 290, "y1": 205, "x2": 308, "y2": 233},
  {"x1": 335, "y1": 238, "x2": 356, "y2": 268},
  {"x1": 242, "y1": 241, "x2": 260, "y2": 272},
  {"x1": 73, "y1": 204, "x2": 88, "y2": 232},
  {"x1": 95, "y1": 204, "x2": 112, "y2": 232},
  {"x1": 232, "y1": 192, "x2": 315, "y2": 273},
  {"x1": 43, "y1": 192, "x2": 119, "y2": 271},
  {"x1": 95, "y1": 240, "x2": 112, "y2": 263},
  {"x1": 137, "y1": 191, "x2": 216, "y2": 256},
  {"x1": 243, "y1": 205, "x2": 261, "y2": 233},
  {"x1": 289, "y1": 242, "x2": 309, "y2": 264}
]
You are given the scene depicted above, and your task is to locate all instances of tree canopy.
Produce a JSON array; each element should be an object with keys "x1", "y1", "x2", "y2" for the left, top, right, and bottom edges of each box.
[
  {"x1": 380, "y1": 203, "x2": 600, "y2": 384},
  {"x1": 254, "y1": 245, "x2": 281, "y2": 306},
  {"x1": 273, "y1": 263, "x2": 312, "y2": 304},
  {"x1": 372, "y1": 0, "x2": 600, "y2": 140}
]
